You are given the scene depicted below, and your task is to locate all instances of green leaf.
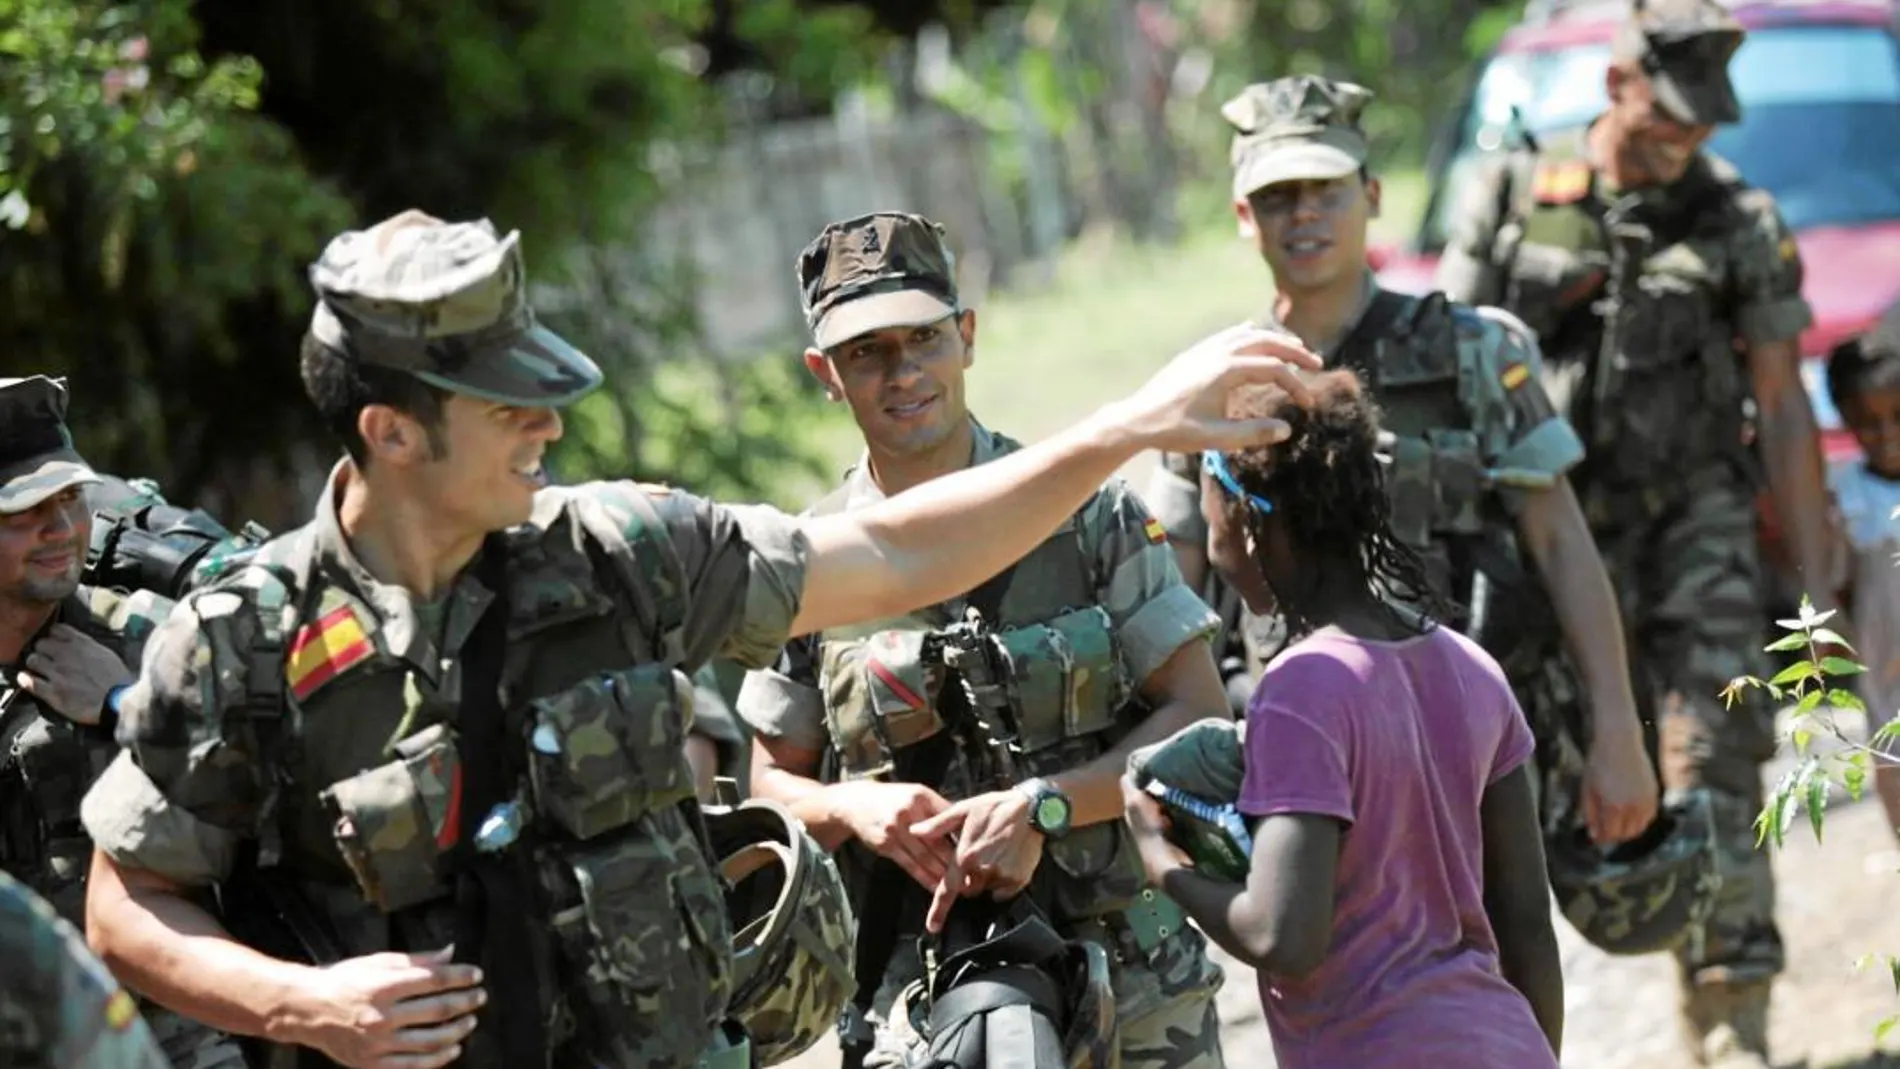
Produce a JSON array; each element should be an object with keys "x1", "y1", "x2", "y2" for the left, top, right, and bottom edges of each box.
[
  {"x1": 1879, "y1": 1015, "x2": 1899, "y2": 1045},
  {"x1": 1859, "y1": 952, "x2": 1878, "y2": 973},
  {"x1": 1806, "y1": 774, "x2": 1830, "y2": 842},
  {"x1": 1771, "y1": 785, "x2": 1800, "y2": 848},
  {"x1": 1827, "y1": 688, "x2": 1868, "y2": 713},
  {"x1": 1890, "y1": 956, "x2": 1900, "y2": 995},
  {"x1": 1765, "y1": 632, "x2": 1810, "y2": 653},
  {"x1": 1795, "y1": 688, "x2": 1826, "y2": 715},
  {"x1": 1809, "y1": 628, "x2": 1855, "y2": 652},
  {"x1": 1792, "y1": 726, "x2": 1812, "y2": 753},
  {"x1": 1845, "y1": 759, "x2": 1868, "y2": 801},
  {"x1": 1821, "y1": 656, "x2": 1868, "y2": 677},
  {"x1": 1769, "y1": 660, "x2": 1819, "y2": 687}
]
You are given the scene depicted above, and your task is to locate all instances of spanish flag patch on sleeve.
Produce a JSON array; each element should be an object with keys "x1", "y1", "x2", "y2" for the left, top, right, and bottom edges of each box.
[
  {"x1": 287, "y1": 603, "x2": 374, "y2": 700},
  {"x1": 1500, "y1": 362, "x2": 1532, "y2": 391},
  {"x1": 1143, "y1": 517, "x2": 1169, "y2": 545}
]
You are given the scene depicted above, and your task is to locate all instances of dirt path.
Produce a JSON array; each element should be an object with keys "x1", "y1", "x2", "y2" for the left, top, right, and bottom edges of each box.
[{"x1": 779, "y1": 728, "x2": 1900, "y2": 1069}]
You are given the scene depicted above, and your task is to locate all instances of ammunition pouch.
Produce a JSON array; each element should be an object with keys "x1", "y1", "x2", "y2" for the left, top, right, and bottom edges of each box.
[
  {"x1": 526, "y1": 663, "x2": 698, "y2": 840},
  {"x1": 543, "y1": 813, "x2": 736, "y2": 1069},
  {"x1": 319, "y1": 723, "x2": 462, "y2": 913},
  {"x1": 85, "y1": 501, "x2": 269, "y2": 599}
]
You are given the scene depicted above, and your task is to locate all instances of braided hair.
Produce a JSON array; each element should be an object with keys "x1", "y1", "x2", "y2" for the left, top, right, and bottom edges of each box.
[{"x1": 1214, "y1": 369, "x2": 1449, "y2": 638}]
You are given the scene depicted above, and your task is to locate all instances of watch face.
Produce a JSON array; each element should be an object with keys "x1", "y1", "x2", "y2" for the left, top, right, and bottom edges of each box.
[{"x1": 1035, "y1": 794, "x2": 1070, "y2": 831}]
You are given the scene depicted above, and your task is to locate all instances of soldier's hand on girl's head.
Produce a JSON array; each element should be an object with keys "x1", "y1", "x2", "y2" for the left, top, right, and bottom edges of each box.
[{"x1": 1117, "y1": 326, "x2": 1321, "y2": 455}]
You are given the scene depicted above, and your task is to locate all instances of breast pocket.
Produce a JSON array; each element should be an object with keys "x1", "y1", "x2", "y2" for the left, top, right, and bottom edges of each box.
[{"x1": 527, "y1": 664, "x2": 695, "y2": 842}]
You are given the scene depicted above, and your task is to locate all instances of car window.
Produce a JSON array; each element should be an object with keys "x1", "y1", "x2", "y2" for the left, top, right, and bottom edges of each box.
[{"x1": 1421, "y1": 24, "x2": 1900, "y2": 246}]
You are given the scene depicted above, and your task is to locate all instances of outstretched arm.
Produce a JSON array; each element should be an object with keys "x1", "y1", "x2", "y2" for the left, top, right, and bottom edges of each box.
[{"x1": 790, "y1": 328, "x2": 1321, "y2": 636}]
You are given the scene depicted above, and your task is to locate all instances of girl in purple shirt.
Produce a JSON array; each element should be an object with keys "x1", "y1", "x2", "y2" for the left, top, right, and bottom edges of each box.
[{"x1": 1122, "y1": 370, "x2": 1564, "y2": 1068}]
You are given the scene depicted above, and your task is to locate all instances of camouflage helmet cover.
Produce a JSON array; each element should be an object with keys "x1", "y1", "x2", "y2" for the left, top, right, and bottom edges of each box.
[
  {"x1": 1126, "y1": 717, "x2": 1246, "y2": 802},
  {"x1": 1545, "y1": 788, "x2": 1722, "y2": 955},
  {"x1": 704, "y1": 798, "x2": 857, "y2": 1065},
  {"x1": 1221, "y1": 76, "x2": 1375, "y2": 199},
  {"x1": 797, "y1": 212, "x2": 961, "y2": 351}
]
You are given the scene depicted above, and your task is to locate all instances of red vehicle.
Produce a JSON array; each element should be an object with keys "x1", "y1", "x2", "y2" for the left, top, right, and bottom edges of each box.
[{"x1": 1372, "y1": 0, "x2": 1900, "y2": 602}]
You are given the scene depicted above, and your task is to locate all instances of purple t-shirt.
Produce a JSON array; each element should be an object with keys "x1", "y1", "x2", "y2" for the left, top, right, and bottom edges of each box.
[{"x1": 1238, "y1": 624, "x2": 1555, "y2": 1069}]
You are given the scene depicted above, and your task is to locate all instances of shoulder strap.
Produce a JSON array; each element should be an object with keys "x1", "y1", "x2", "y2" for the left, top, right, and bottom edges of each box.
[
  {"x1": 573, "y1": 488, "x2": 690, "y2": 664},
  {"x1": 1333, "y1": 289, "x2": 1420, "y2": 385}
]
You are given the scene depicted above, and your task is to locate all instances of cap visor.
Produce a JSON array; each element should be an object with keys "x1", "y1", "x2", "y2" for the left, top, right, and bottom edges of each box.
[
  {"x1": 1234, "y1": 142, "x2": 1365, "y2": 198},
  {"x1": 1654, "y1": 71, "x2": 1740, "y2": 126},
  {"x1": 414, "y1": 324, "x2": 604, "y2": 408},
  {"x1": 0, "y1": 453, "x2": 101, "y2": 514},
  {"x1": 813, "y1": 290, "x2": 957, "y2": 351}
]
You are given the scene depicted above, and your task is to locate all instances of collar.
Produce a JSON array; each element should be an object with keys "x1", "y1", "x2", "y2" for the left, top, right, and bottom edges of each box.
[
  {"x1": 308, "y1": 459, "x2": 496, "y2": 681},
  {"x1": 1262, "y1": 268, "x2": 1380, "y2": 361},
  {"x1": 837, "y1": 416, "x2": 1017, "y2": 507}
]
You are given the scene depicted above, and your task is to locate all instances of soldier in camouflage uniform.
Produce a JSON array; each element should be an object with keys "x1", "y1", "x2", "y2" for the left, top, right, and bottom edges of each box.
[
  {"x1": 0, "y1": 377, "x2": 248, "y2": 1069},
  {"x1": 76, "y1": 209, "x2": 1317, "y2": 1069},
  {"x1": 0, "y1": 869, "x2": 170, "y2": 1069},
  {"x1": 1432, "y1": 1, "x2": 1840, "y2": 1062},
  {"x1": 739, "y1": 212, "x2": 1230, "y2": 1069},
  {"x1": 1145, "y1": 77, "x2": 1658, "y2": 848}
]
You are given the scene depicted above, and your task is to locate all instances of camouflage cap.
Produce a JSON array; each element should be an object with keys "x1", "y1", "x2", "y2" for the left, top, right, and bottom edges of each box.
[
  {"x1": 1223, "y1": 76, "x2": 1374, "y2": 199},
  {"x1": 1613, "y1": 0, "x2": 1745, "y2": 125},
  {"x1": 797, "y1": 212, "x2": 960, "y2": 351},
  {"x1": 308, "y1": 210, "x2": 603, "y2": 407},
  {"x1": 0, "y1": 377, "x2": 101, "y2": 515}
]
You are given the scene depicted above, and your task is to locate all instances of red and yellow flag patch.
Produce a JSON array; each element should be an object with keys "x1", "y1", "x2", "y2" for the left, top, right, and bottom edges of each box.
[
  {"x1": 1143, "y1": 518, "x2": 1168, "y2": 545},
  {"x1": 1500, "y1": 362, "x2": 1532, "y2": 391},
  {"x1": 104, "y1": 988, "x2": 138, "y2": 1031},
  {"x1": 287, "y1": 603, "x2": 374, "y2": 701},
  {"x1": 1532, "y1": 161, "x2": 1591, "y2": 205}
]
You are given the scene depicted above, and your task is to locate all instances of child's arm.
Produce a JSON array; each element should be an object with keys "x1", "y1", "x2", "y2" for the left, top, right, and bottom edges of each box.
[
  {"x1": 1123, "y1": 778, "x2": 1339, "y2": 978},
  {"x1": 1480, "y1": 763, "x2": 1564, "y2": 1055}
]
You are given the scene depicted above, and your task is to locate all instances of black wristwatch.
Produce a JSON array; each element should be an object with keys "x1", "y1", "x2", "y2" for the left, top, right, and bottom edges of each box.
[{"x1": 1018, "y1": 778, "x2": 1073, "y2": 840}]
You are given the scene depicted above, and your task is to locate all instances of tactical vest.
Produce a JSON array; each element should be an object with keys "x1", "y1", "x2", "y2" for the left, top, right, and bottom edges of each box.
[
  {"x1": 1331, "y1": 292, "x2": 1557, "y2": 665},
  {"x1": 806, "y1": 480, "x2": 1149, "y2": 923},
  {"x1": 0, "y1": 587, "x2": 167, "y2": 925},
  {"x1": 1495, "y1": 131, "x2": 1752, "y2": 493},
  {"x1": 214, "y1": 489, "x2": 731, "y2": 1069}
]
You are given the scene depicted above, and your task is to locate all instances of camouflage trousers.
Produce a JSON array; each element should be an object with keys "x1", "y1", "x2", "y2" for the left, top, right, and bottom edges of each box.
[
  {"x1": 864, "y1": 919, "x2": 1226, "y2": 1069},
  {"x1": 143, "y1": 1002, "x2": 248, "y2": 1069},
  {"x1": 1584, "y1": 473, "x2": 1783, "y2": 988}
]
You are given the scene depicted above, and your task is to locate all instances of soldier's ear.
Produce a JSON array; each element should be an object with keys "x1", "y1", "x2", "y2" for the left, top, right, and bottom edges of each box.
[
  {"x1": 357, "y1": 404, "x2": 427, "y2": 466},
  {"x1": 957, "y1": 309, "x2": 977, "y2": 369},
  {"x1": 802, "y1": 348, "x2": 843, "y2": 402},
  {"x1": 1234, "y1": 198, "x2": 1258, "y2": 241},
  {"x1": 1364, "y1": 175, "x2": 1383, "y2": 219}
]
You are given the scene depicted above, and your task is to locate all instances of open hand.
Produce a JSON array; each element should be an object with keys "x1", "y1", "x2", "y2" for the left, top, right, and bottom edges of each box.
[
  {"x1": 1111, "y1": 324, "x2": 1323, "y2": 456},
  {"x1": 837, "y1": 780, "x2": 958, "y2": 890},
  {"x1": 290, "y1": 946, "x2": 486, "y2": 1069}
]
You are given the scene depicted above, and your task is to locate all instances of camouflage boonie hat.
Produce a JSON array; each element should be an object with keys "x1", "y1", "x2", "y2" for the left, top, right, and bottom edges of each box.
[
  {"x1": 0, "y1": 377, "x2": 101, "y2": 515},
  {"x1": 1222, "y1": 75, "x2": 1374, "y2": 199},
  {"x1": 1613, "y1": 0, "x2": 1745, "y2": 125},
  {"x1": 797, "y1": 212, "x2": 960, "y2": 350},
  {"x1": 308, "y1": 210, "x2": 603, "y2": 407}
]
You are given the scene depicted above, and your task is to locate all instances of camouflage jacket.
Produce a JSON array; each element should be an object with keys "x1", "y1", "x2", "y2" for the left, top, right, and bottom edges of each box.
[
  {"x1": 0, "y1": 870, "x2": 169, "y2": 1069},
  {"x1": 79, "y1": 461, "x2": 812, "y2": 1069},
  {"x1": 1433, "y1": 124, "x2": 1813, "y2": 501},
  {"x1": 738, "y1": 418, "x2": 1220, "y2": 922},
  {"x1": 1147, "y1": 276, "x2": 1585, "y2": 666},
  {"x1": 0, "y1": 585, "x2": 171, "y2": 924}
]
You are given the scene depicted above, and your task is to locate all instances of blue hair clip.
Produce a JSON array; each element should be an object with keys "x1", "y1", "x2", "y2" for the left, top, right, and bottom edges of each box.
[{"x1": 1202, "y1": 450, "x2": 1274, "y2": 514}]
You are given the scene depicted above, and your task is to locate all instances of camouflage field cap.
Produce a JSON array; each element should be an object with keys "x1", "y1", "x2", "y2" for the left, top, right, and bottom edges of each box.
[
  {"x1": 308, "y1": 210, "x2": 603, "y2": 407},
  {"x1": 1613, "y1": 0, "x2": 1745, "y2": 125},
  {"x1": 0, "y1": 377, "x2": 101, "y2": 515},
  {"x1": 1223, "y1": 75, "x2": 1374, "y2": 199},
  {"x1": 798, "y1": 212, "x2": 960, "y2": 350}
]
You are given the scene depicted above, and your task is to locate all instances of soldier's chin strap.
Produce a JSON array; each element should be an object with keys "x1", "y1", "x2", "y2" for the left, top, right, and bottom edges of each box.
[{"x1": 450, "y1": 541, "x2": 547, "y2": 1068}]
